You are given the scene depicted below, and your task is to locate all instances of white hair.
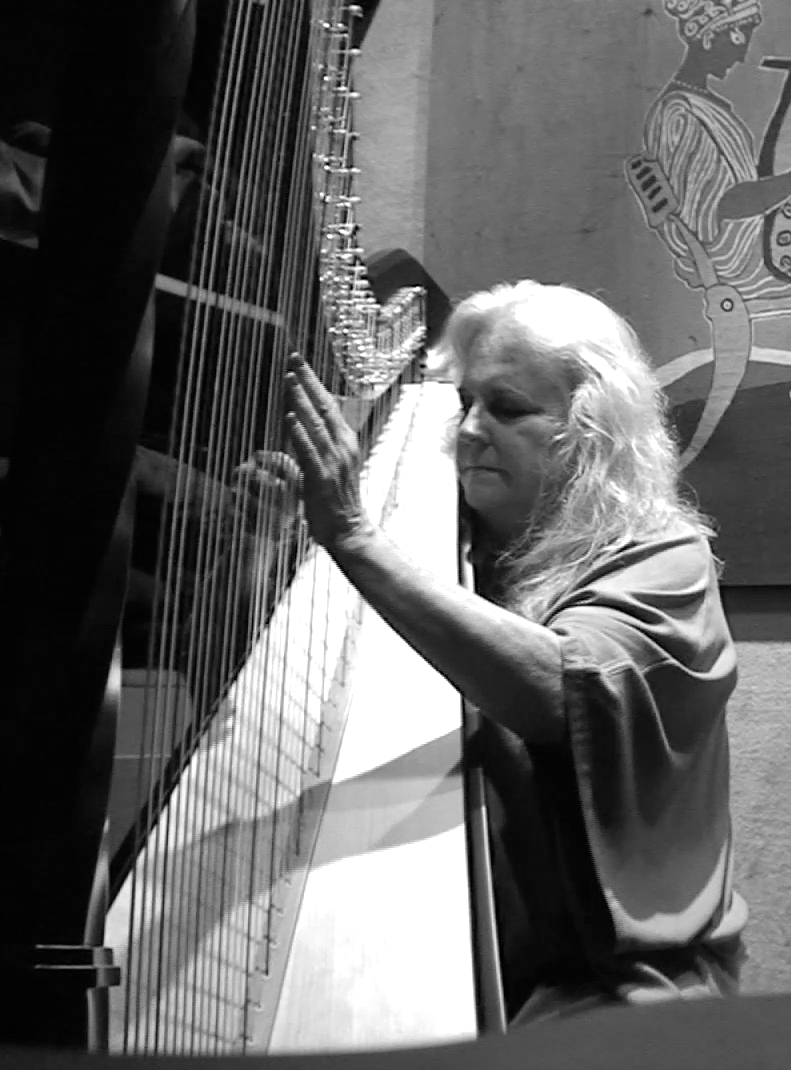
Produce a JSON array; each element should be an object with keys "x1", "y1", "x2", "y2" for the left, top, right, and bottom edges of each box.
[{"x1": 436, "y1": 280, "x2": 717, "y2": 621}]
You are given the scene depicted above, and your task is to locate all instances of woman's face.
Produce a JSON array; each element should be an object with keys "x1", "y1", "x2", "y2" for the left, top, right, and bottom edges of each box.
[
  {"x1": 455, "y1": 334, "x2": 572, "y2": 540},
  {"x1": 705, "y1": 26, "x2": 755, "y2": 79}
]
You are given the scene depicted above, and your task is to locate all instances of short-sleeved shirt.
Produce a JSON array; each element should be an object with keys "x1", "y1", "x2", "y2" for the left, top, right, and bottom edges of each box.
[{"x1": 474, "y1": 526, "x2": 746, "y2": 1015}]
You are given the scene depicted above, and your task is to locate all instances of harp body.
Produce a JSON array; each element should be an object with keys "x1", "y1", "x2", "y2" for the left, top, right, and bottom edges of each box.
[
  {"x1": 97, "y1": 0, "x2": 480, "y2": 1054},
  {"x1": 0, "y1": 0, "x2": 491, "y2": 1051}
]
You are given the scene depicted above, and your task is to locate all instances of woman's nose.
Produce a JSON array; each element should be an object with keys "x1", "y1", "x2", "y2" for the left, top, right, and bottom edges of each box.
[{"x1": 459, "y1": 403, "x2": 487, "y2": 442}]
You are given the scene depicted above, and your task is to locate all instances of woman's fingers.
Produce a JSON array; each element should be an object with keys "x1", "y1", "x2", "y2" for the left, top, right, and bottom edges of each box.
[
  {"x1": 246, "y1": 450, "x2": 302, "y2": 485},
  {"x1": 286, "y1": 352, "x2": 340, "y2": 432},
  {"x1": 285, "y1": 371, "x2": 324, "y2": 431},
  {"x1": 281, "y1": 355, "x2": 368, "y2": 549},
  {"x1": 285, "y1": 355, "x2": 360, "y2": 461},
  {"x1": 285, "y1": 409, "x2": 326, "y2": 480},
  {"x1": 232, "y1": 450, "x2": 304, "y2": 527}
]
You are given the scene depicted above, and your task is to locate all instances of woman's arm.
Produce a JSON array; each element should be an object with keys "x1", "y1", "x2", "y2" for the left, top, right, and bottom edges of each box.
[
  {"x1": 134, "y1": 445, "x2": 302, "y2": 539},
  {"x1": 134, "y1": 445, "x2": 226, "y2": 512},
  {"x1": 332, "y1": 524, "x2": 566, "y2": 744},
  {"x1": 284, "y1": 354, "x2": 566, "y2": 745},
  {"x1": 717, "y1": 172, "x2": 791, "y2": 222}
]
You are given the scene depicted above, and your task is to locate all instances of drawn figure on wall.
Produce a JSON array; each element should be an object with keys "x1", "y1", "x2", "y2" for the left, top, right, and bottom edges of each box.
[{"x1": 626, "y1": 0, "x2": 791, "y2": 472}]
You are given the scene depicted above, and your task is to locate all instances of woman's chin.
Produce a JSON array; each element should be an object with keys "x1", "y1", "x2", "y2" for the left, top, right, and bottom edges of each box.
[{"x1": 461, "y1": 486, "x2": 508, "y2": 517}]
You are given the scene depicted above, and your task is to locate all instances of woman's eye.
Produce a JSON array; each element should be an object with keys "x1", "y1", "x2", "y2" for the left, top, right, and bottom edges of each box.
[
  {"x1": 489, "y1": 402, "x2": 527, "y2": 418},
  {"x1": 457, "y1": 393, "x2": 538, "y2": 420}
]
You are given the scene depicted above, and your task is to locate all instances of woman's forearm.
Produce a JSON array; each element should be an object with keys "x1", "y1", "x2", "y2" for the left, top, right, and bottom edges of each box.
[
  {"x1": 330, "y1": 524, "x2": 566, "y2": 744},
  {"x1": 718, "y1": 172, "x2": 791, "y2": 222},
  {"x1": 134, "y1": 446, "x2": 219, "y2": 509}
]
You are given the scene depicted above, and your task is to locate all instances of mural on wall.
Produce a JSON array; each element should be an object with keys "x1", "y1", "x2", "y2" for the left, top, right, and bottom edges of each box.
[{"x1": 626, "y1": 0, "x2": 791, "y2": 582}]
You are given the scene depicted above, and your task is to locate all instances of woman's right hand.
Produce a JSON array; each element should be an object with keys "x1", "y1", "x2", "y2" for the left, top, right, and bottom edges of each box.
[
  {"x1": 135, "y1": 444, "x2": 304, "y2": 537},
  {"x1": 232, "y1": 450, "x2": 304, "y2": 535}
]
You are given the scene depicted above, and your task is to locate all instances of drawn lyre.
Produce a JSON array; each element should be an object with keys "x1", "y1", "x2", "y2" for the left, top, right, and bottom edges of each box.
[{"x1": 758, "y1": 57, "x2": 791, "y2": 283}]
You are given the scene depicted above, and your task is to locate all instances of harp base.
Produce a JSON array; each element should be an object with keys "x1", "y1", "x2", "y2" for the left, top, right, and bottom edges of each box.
[{"x1": 0, "y1": 944, "x2": 120, "y2": 1050}]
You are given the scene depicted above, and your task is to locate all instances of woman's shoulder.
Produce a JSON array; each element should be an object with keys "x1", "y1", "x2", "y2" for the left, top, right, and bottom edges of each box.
[
  {"x1": 544, "y1": 523, "x2": 728, "y2": 672},
  {"x1": 564, "y1": 522, "x2": 715, "y2": 602}
]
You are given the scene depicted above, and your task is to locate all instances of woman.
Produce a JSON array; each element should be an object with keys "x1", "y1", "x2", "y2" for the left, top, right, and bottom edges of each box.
[{"x1": 284, "y1": 280, "x2": 748, "y2": 1026}]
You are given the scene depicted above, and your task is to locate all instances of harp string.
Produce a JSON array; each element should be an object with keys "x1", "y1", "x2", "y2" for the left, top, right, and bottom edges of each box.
[
  {"x1": 129, "y1": 0, "x2": 257, "y2": 1051},
  {"x1": 280, "y1": 2, "x2": 350, "y2": 874},
  {"x1": 115, "y1": 0, "x2": 185, "y2": 1050},
  {"x1": 307, "y1": 0, "x2": 357, "y2": 779},
  {"x1": 259, "y1": 3, "x2": 330, "y2": 968},
  {"x1": 181, "y1": 0, "x2": 256, "y2": 729},
  {"x1": 178, "y1": 0, "x2": 316, "y2": 1045},
  {"x1": 286, "y1": 2, "x2": 357, "y2": 864},
  {"x1": 209, "y1": 0, "x2": 309, "y2": 1034},
  {"x1": 112, "y1": 0, "x2": 429, "y2": 1053},
  {"x1": 184, "y1": 1, "x2": 277, "y2": 955},
  {"x1": 210, "y1": 15, "x2": 281, "y2": 1040},
  {"x1": 175, "y1": 2, "x2": 284, "y2": 1047},
  {"x1": 211, "y1": 0, "x2": 329, "y2": 993},
  {"x1": 169, "y1": 0, "x2": 254, "y2": 732}
]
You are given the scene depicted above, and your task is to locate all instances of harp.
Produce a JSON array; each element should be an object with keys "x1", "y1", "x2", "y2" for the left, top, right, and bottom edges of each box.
[{"x1": 0, "y1": 0, "x2": 504, "y2": 1054}]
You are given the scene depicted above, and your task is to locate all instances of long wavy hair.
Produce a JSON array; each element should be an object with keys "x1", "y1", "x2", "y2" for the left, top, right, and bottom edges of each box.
[{"x1": 434, "y1": 280, "x2": 717, "y2": 622}]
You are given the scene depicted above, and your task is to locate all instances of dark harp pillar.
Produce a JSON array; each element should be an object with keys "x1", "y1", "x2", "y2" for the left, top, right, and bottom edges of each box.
[{"x1": 0, "y1": 1, "x2": 194, "y2": 1049}]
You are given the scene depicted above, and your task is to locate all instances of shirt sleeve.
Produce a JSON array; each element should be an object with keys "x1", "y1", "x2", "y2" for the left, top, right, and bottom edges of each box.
[{"x1": 545, "y1": 529, "x2": 739, "y2": 952}]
